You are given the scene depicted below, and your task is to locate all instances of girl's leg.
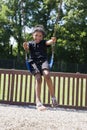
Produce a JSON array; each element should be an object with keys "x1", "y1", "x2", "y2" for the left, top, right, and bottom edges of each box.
[
  {"x1": 43, "y1": 70, "x2": 55, "y2": 97},
  {"x1": 35, "y1": 73, "x2": 46, "y2": 110},
  {"x1": 43, "y1": 69, "x2": 58, "y2": 107},
  {"x1": 35, "y1": 73, "x2": 42, "y2": 104}
]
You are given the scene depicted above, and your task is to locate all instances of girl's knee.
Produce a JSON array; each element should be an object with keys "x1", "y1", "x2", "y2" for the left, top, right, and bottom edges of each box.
[
  {"x1": 35, "y1": 74, "x2": 42, "y2": 83},
  {"x1": 43, "y1": 70, "x2": 50, "y2": 80}
]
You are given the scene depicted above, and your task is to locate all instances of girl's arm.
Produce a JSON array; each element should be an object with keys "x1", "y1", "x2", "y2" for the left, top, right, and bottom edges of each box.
[
  {"x1": 23, "y1": 42, "x2": 29, "y2": 51},
  {"x1": 46, "y1": 37, "x2": 57, "y2": 45}
]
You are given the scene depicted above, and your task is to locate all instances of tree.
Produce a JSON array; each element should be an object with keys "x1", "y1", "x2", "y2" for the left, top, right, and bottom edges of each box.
[
  {"x1": 55, "y1": 0, "x2": 87, "y2": 63},
  {"x1": 0, "y1": 0, "x2": 61, "y2": 60},
  {"x1": 0, "y1": 2, "x2": 13, "y2": 58},
  {"x1": 0, "y1": 0, "x2": 87, "y2": 70}
]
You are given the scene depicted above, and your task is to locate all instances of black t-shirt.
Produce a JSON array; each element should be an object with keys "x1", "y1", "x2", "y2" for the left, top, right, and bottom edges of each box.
[{"x1": 28, "y1": 40, "x2": 50, "y2": 62}]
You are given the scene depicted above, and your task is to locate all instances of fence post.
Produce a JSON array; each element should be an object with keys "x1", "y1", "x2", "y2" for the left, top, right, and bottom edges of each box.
[
  {"x1": 76, "y1": 77, "x2": 79, "y2": 108},
  {"x1": 10, "y1": 70, "x2": 15, "y2": 103},
  {"x1": 85, "y1": 79, "x2": 87, "y2": 107}
]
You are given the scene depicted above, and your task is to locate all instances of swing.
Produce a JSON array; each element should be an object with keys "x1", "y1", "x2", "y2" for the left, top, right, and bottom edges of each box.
[
  {"x1": 25, "y1": 45, "x2": 54, "y2": 71},
  {"x1": 49, "y1": 0, "x2": 62, "y2": 69},
  {"x1": 25, "y1": 54, "x2": 31, "y2": 71},
  {"x1": 49, "y1": 44, "x2": 55, "y2": 68}
]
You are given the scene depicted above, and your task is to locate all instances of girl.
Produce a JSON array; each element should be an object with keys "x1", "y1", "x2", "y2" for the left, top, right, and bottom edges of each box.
[{"x1": 23, "y1": 25, "x2": 58, "y2": 111}]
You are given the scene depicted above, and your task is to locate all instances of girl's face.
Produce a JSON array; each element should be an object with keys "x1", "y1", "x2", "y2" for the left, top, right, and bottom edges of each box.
[{"x1": 32, "y1": 31, "x2": 43, "y2": 43}]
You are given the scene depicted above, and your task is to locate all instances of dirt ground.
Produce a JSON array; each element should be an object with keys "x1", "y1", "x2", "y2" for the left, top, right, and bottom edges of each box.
[{"x1": 0, "y1": 104, "x2": 87, "y2": 130}]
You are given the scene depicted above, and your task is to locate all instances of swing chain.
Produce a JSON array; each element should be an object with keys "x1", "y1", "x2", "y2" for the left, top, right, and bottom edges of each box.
[{"x1": 51, "y1": 0, "x2": 62, "y2": 63}]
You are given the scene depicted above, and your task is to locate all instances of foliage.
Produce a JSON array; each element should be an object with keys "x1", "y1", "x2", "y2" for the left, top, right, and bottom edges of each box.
[
  {"x1": 55, "y1": 0, "x2": 87, "y2": 63},
  {"x1": 0, "y1": 0, "x2": 87, "y2": 69}
]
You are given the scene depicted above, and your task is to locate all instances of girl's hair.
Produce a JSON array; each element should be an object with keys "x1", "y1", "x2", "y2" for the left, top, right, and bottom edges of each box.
[{"x1": 32, "y1": 25, "x2": 46, "y2": 36}]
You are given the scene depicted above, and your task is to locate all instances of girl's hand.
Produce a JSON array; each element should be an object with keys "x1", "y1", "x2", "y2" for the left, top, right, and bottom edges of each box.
[
  {"x1": 51, "y1": 37, "x2": 57, "y2": 43},
  {"x1": 23, "y1": 42, "x2": 29, "y2": 51},
  {"x1": 46, "y1": 37, "x2": 57, "y2": 45}
]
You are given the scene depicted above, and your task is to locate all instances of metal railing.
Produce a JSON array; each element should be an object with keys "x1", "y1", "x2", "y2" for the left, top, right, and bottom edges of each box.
[{"x1": 0, "y1": 69, "x2": 87, "y2": 110}]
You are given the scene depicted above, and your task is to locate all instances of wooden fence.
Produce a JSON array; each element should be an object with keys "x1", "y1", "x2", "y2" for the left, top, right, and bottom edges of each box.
[{"x1": 0, "y1": 69, "x2": 87, "y2": 110}]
